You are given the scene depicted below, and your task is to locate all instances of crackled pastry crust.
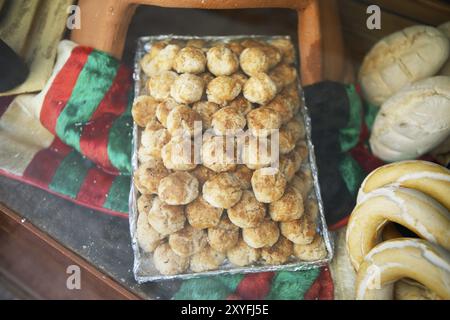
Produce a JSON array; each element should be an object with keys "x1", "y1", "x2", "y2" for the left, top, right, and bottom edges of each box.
[
  {"x1": 290, "y1": 168, "x2": 313, "y2": 200},
  {"x1": 293, "y1": 234, "x2": 327, "y2": 261},
  {"x1": 138, "y1": 145, "x2": 157, "y2": 164},
  {"x1": 285, "y1": 118, "x2": 305, "y2": 141},
  {"x1": 136, "y1": 210, "x2": 165, "y2": 253},
  {"x1": 242, "y1": 219, "x2": 280, "y2": 249},
  {"x1": 269, "y1": 186, "x2": 304, "y2": 222},
  {"x1": 158, "y1": 171, "x2": 199, "y2": 205},
  {"x1": 232, "y1": 165, "x2": 253, "y2": 190},
  {"x1": 266, "y1": 95, "x2": 294, "y2": 124},
  {"x1": 240, "y1": 135, "x2": 273, "y2": 170},
  {"x1": 148, "y1": 71, "x2": 178, "y2": 101},
  {"x1": 202, "y1": 135, "x2": 237, "y2": 173},
  {"x1": 269, "y1": 64, "x2": 297, "y2": 91},
  {"x1": 203, "y1": 172, "x2": 243, "y2": 209},
  {"x1": 132, "y1": 95, "x2": 159, "y2": 127},
  {"x1": 279, "y1": 156, "x2": 296, "y2": 182},
  {"x1": 280, "y1": 199, "x2": 318, "y2": 245},
  {"x1": 173, "y1": 47, "x2": 206, "y2": 74},
  {"x1": 240, "y1": 47, "x2": 271, "y2": 76},
  {"x1": 251, "y1": 168, "x2": 287, "y2": 203},
  {"x1": 261, "y1": 236, "x2": 293, "y2": 265},
  {"x1": 141, "y1": 121, "x2": 171, "y2": 159},
  {"x1": 137, "y1": 194, "x2": 154, "y2": 216},
  {"x1": 228, "y1": 190, "x2": 266, "y2": 228},
  {"x1": 153, "y1": 243, "x2": 189, "y2": 275},
  {"x1": 247, "y1": 106, "x2": 282, "y2": 138},
  {"x1": 190, "y1": 245, "x2": 226, "y2": 272},
  {"x1": 227, "y1": 238, "x2": 260, "y2": 267},
  {"x1": 156, "y1": 98, "x2": 184, "y2": 128},
  {"x1": 212, "y1": 106, "x2": 246, "y2": 135},
  {"x1": 207, "y1": 76, "x2": 242, "y2": 106},
  {"x1": 190, "y1": 165, "x2": 217, "y2": 186},
  {"x1": 278, "y1": 126, "x2": 297, "y2": 155},
  {"x1": 229, "y1": 96, "x2": 253, "y2": 116},
  {"x1": 192, "y1": 101, "x2": 220, "y2": 129},
  {"x1": 141, "y1": 44, "x2": 180, "y2": 77},
  {"x1": 269, "y1": 38, "x2": 296, "y2": 64},
  {"x1": 148, "y1": 196, "x2": 185, "y2": 235},
  {"x1": 161, "y1": 135, "x2": 197, "y2": 171},
  {"x1": 186, "y1": 195, "x2": 223, "y2": 229},
  {"x1": 243, "y1": 73, "x2": 277, "y2": 105},
  {"x1": 169, "y1": 225, "x2": 207, "y2": 257},
  {"x1": 206, "y1": 46, "x2": 239, "y2": 76},
  {"x1": 231, "y1": 72, "x2": 249, "y2": 87},
  {"x1": 170, "y1": 73, "x2": 204, "y2": 104},
  {"x1": 207, "y1": 216, "x2": 240, "y2": 253},
  {"x1": 134, "y1": 161, "x2": 170, "y2": 195},
  {"x1": 166, "y1": 105, "x2": 202, "y2": 137}
]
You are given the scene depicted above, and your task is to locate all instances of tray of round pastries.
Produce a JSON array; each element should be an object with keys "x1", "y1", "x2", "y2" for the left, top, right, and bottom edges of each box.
[{"x1": 129, "y1": 35, "x2": 334, "y2": 282}]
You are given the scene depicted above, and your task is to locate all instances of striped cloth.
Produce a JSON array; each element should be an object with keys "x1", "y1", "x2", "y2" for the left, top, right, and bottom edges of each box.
[{"x1": 0, "y1": 40, "x2": 132, "y2": 216}]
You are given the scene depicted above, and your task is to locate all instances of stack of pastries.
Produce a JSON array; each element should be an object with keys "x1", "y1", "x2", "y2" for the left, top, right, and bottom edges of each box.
[{"x1": 132, "y1": 37, "x2": 327, "y2": 276}]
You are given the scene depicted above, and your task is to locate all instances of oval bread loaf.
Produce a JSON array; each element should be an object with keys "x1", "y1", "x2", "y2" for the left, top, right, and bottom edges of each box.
[
  {"x1": 370, "y1": 76, "x2": 450, "y2": 162},
  {"x1": 359, "y1": 25, "x2": 449, "y2": 106}
]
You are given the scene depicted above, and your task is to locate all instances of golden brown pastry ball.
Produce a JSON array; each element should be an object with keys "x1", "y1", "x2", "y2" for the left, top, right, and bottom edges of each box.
[
  {"x1": 192, "y1": 101, "x2": 220, "y2": 129},
  {"x1": 211, "y1": 106, "x2": 246, "y2": 135},
  {"x1": 269, "y1": 38, "x2": 296, "y2": 64},
  {"x1": 201, "y1": 135, "x2": 237, "y2": 173},
  {"x1": 285, "y1": 118, "x2": 305, "y2": 141},
  {"x1": 190, "y1": 245, "x2": 226, "y2": 272},
  {"x1": 147, "y1": 71, "x2": 178, "y2": 101},
  {"x1": 243, "y1": 73, "x2": 277, "y2": 105},
  {"x1": 136, "y1": 209, "x2": 165, "y2": 253},
  {"x1": 247, "y1": 107, "x2": 282, "y2": 138},
  {"x1": 290, "y1": 168, "x2": 313, "y2": 200},
  {"x1": 203, "y1": 172, "x2": 243, "y2": 209},
  {"x1": 199, "y1": 72, "x2": 215, "y2": 86},
  {"x1": 269, "y1": 186, "x2": 304, "y2": 222},
  {"x1": 228, "y1": 41, "x2": 245, "y2": 56},
  {"x1": 153, "y1": 242, "x2": 189, "y2": 275},
  {"x1": 169, "y1": 224, "x2": 207, "y2": 257},
  {"x1": 281, "y1": 84, "x2": 301, "y2": 114},
  {"x1": 166, "y1": 105, "x2": 202, "y2": 137},
  {"x1": 138, "y1": 145, "x2": 157, "y2": 164},
  {"x1": 231, "y1": 72, "x2": 249, "y2": 87},
  {"x1": 158, "y1": 171, "x2": 199, "y2": 205},
  {"x1": 227, "y1": 237, "x2": 261, "y2": 267},
  {"x1": 137, "y1": 194, "x2": 154, "y2": 215},
  {"x1": 141, "y1": 121, "x2": 171, "y2": 159},
  {"x1": 207, "y1": 76, "x2": 242, "y2": 106},
  {"x1": 293, "y1": 141, "x2": 309, "y2": 166},
  {"x1": 269, "y1": 64, "x2": 297, "y2": 91},
  {"x1": 186, "y1": 39, "x2": 206, "y2": 49},
  {"x1": 170, "y1": 73, "x2": 204, "y2": 104},
  {"x1": 228, "y1": 190, "x2": 266, "y2": 228},
  {"x1": 207, "y1": 216, "x2": 240, "y2": 252},
  {"x1": 134, "y1": 160, "x2": 170, "y2": 195},
  {"x1": 206, "y1": 46, "x2": 239, "y2": 76},
  {"x1": 142, "y1": 41, "x2": 168, "y2": 62},
  {"x1": 278, "y1": 155, "x2": 296, "y2": 182},
  {"x1": 141, "y1": 44, "x2": 180, "y2": 77},
  {"x1": 251, "y1": 168, "x2": 287, "y2": 203},
  {"x1": 132, "y1": 95, "x2": 159, "y2": 127},
  {"x1": 278, "y1": 125, "x2": 297, "y2": 154},
  {"x1": 148, "y1": 196, "x2": 185, "y2": 235},
  {"x1": 293, "y1": 234, "x2": 327, "y2": 261},
  {"x1": 186, "y1": 195, "x2": 223, "y2": 229},
  {"x1": 240, "y1": 47, "x2": 270, "y2": 76},
  {"x1": 173, "y1": 47, "x2": 206, "y2": 74},
  {"x1": 232, "y1": 165, "x2": 253, "y2": 190},
  {"x1": 189, "y1": 165, "x2": 217, "y2": 186},
  {"x1": 240, "y1": 135, "x2": 273, "y2": 170},
  {"x1": 260, "y1": 236, "x2": 293, "y2": 265},
  {"x1": 266, "y1": 95, "x2": 294, "y2": 124},
  {"x1": 229, "y1": 96, "x2": 253, "y2": 116},
  {"x1": 161, "y1": 135, "x2": 197, "y2": 171},
  {"x1": 156, "y1": 98, "x2": 184, "y2": 128},
  {"x1": 280, "y1": 199, "x2": 318, "y2": 245},
  {"x1": 242, "y1": 219, "x2": 280, "y2": 249}
]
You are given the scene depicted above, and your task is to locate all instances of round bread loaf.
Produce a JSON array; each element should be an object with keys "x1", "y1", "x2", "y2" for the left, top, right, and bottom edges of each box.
[
  {"x1": 358, "y1": 25, "x2": 449, "y2": 105},
  {"x1": 370, "y1": 76, "x2": 450, "y2": 162}
]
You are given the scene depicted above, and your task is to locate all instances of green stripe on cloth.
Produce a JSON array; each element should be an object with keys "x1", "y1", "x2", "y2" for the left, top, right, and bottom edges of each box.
[
  {"x1": 107, "y1": 90, "x2": 133, "y2": 174},
  {"x1": 265, "y1": 269, "x2": 320, "y2": 300},
  {"x1": 173, "y1": 274, "x2": 244, "y2": 300},
  {"x1": 339, "y1": 85, "x2": 362, "y2": 152},
  {"x1": 103, "y1": 174, "x2": 131, "y2": 213},
  {"x1": 364, "y1": 102, "x2": 379, "y2": 132},
  {"x1": 55, "y1": 50, "x2": 120, "y2": 151},
  {"x1": 339, "y1": 154, "x2": 366, "y2": 197},
  {"x1": 49, "y1": 151, "x2": 92, "y2": 198}
]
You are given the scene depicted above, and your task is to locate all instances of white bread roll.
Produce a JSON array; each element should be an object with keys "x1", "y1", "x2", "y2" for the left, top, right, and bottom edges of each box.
[
  {"x1": 359, "y1": 25, "x2": 449, "y2": 105},
  {"x1": 370, "y1": 76, "x2": 450, "y2": 162},
  {"x1": 438, "y1": 22, "x2": 450, "y2": 76}
]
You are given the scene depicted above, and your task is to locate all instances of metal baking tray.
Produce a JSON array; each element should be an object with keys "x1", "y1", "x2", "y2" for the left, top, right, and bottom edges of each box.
[{"x1": 129, "y1": 35, "x2": 334, "y2": 283}]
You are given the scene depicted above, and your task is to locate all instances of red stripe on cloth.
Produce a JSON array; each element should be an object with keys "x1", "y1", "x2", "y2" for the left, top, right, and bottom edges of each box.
[
  {"x1": 40, "y1": 46, "x2": 93, "y2": 134},
  {"x1": 79, "y1": 65, "x2": 131, "y2": 173},
  {"x1": 0, "y1": 168, "x2": 128, "y2": 218},
  {"x1": 22, "y1": 138, "x2": 72, "y2": 188},
  {"x1": 230, "y1": 272, "x2": 275, "y2": 300},
  {"x1": 304, "y1": 267, "x2": 334, "y2": 300},
  {"x1": 349, "y1": 122, "x2": 385, "y2": 173},
  {"x1": 329, "y1": 216, "x2": 350, "y2": 231},
  {"x1": 76, "y1": 166, "x2": 116, "y2": 208}
]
